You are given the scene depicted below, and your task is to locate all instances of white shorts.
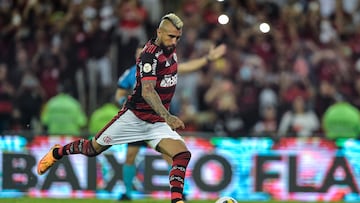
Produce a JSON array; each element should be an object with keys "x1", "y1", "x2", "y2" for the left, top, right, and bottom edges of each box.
[{"x1": 95, "y1": 109, "x2": 185, "y2": 149}]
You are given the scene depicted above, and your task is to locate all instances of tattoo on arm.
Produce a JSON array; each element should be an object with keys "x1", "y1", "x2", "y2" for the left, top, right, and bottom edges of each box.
[{"x1": 141, "y1": 80, "x2": 170, "y2": 119}]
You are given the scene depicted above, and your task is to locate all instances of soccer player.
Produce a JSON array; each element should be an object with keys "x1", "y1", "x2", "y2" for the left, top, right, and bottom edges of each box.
[
  {"x1": 116, "y1": 47, "x2": 173, "y2": 201},
  {"x1": 37, "y1": 13, "x2": 226, "y2": 203}
]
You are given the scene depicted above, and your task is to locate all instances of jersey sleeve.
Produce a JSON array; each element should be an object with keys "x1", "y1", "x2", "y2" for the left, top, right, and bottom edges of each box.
[{"x1": 139, "y1": 51, "x2": 157, "y2": 81}]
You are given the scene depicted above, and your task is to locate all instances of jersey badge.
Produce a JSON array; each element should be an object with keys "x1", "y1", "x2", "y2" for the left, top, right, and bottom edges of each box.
[{"x1": 143, "y1": 63, "x2": 152, "y2": 73}]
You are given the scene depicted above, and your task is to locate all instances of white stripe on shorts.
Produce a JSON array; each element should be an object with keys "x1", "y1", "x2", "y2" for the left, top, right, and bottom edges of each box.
[{"x1": 96, "y1": 109, "x2": 185, "y2": 149}]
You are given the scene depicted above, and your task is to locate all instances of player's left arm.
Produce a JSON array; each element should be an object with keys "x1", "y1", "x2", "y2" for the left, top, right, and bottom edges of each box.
[{"x1": 178, "y1": 43, "x2": 226, "y2": 74}]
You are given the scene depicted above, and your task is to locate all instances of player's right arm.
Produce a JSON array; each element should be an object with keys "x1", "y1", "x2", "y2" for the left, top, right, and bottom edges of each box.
[
  {"x1": 139, "y1": 46, "x2": 184, "y2": 130},
  {"x1": 141, "y1": 79, "x2": 184, "y2": 130}
]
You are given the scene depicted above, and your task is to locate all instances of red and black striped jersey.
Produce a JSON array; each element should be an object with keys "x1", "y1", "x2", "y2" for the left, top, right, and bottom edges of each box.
[{"x1": 125, "y1": 39, "x2": 178, "y2": 123}]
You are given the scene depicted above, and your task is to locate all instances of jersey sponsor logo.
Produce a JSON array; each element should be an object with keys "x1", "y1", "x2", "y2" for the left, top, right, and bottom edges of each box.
[{"x1": 160, "y1": 74, "x2": 177, "y2": 87}]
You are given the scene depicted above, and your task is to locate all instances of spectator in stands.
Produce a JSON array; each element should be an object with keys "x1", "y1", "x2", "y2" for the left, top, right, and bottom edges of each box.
[
  {"x1": 0, "y1": 63, "x2": 15, "y2": 132},
  {"x1": 278, "y1": 95, "x2": 320, "y2": 137},
  {"x1": 322, "y1": 102, "x2": 360, "y2": 139},
  {"x1": 41, "y1": 87, "x2": 87, "y2": 136},
  {"x1": 252, "y1": 104, "x2": 278, "y2": 137},
  {"x1": 88, "y1": 101, "x2": 119, "y2": 136},
  {"x1": 114, "y1": 0, "x2": 148, "y2": 76},
  {"x1": 314, "y1": 79, "x2": 344, "y2": 118},
  {"x1": 116, "y1": 0, "x2": 148, "y2": 45},
  {"x1": 205, "y1": 78, "x2": 243, "y2": 137},
  {"x1": 349, "y1": 76, "x2": 360, "y2": 109},
  {"x1": 85, "y1": 16, "x2": 113, "y2": 113},
  {"x1": 14, "y1": 71, "x2": 45, "y2": 132},
  {"x1": 9, "y1": 44, "x2": 32, "y2": 89},
  {"x1": 31, "y1": 28, "x2": 62, "y2": 100}
]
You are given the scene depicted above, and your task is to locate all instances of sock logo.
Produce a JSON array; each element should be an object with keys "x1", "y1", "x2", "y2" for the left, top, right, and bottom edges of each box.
[
  {"x1": 170, "y1": 175, "x2": 184, "y2": 183},
  {"x1": 172, "y1": 166, "x2": 186, "y2": 172}
]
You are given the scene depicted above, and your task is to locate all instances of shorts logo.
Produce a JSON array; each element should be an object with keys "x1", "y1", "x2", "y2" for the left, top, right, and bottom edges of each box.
[
  {"x1": 143, "y1": 63, "x2": 152, "y2": 73},
  {"x1": 102, "y1": 136, "x2": 112, "y2": 144}
]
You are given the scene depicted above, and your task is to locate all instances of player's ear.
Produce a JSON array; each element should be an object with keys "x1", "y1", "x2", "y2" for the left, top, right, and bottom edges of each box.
[{"x1": 157, "y1": 28, "x2": 161, "y2": 37}]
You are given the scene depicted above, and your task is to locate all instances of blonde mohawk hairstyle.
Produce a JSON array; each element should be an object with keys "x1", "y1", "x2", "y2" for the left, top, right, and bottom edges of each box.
[{"x1": 161, "y1": 13, "x2": 183, "y2": 30}]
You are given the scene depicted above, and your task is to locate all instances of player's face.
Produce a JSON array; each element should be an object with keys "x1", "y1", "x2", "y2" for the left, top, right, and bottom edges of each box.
[{"x1": 158, "y1": 25, "x2": 182, "y2": 54}]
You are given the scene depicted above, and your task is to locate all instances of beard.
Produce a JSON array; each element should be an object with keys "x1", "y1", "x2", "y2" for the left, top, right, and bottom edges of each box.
[{"x1": 160, "y1": 43, "x2": 175, "y2": 56}]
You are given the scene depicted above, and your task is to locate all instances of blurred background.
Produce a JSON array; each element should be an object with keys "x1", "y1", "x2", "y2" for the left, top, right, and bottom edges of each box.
[{"x1": 1, "y1": 0, "x2": 360, "y2": 202}]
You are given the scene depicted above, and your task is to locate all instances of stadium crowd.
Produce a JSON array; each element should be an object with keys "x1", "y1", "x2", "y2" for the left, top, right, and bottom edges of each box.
[{"x1": 1, "y1": 0, "x2": 360, "y2": 138}]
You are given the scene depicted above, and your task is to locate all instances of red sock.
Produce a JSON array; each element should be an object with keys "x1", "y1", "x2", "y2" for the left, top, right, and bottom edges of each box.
[{"x1": 170, "y1": 151, "x2": 191, "y2": 203}]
